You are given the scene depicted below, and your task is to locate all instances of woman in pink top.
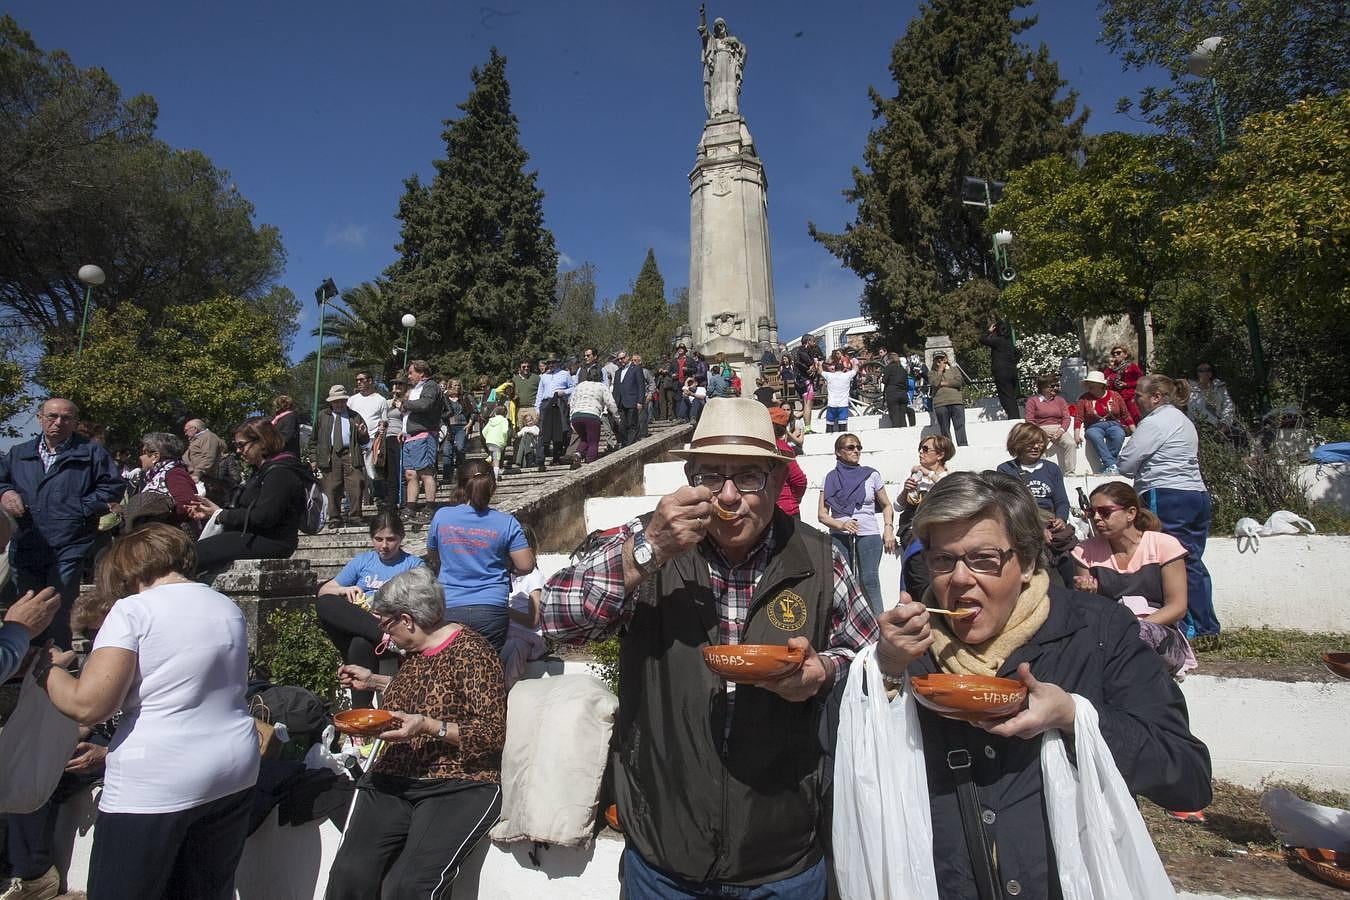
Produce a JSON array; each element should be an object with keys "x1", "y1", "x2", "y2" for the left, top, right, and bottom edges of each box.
[
  {"x1": 1071, "y1": 482, "x2": 1195, "y2": 678},
  {"x1": 1022, "y1": 374, "x2": 1080, "y2": 474}
]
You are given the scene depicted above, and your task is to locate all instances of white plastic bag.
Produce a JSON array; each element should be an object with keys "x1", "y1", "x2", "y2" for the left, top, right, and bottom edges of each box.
[
  {"x1": 1259, "y1": 510, "x2": 1316, "y2": 537},
  {"x1": 198, "y1": 508, "x2": 224, "y2": 540},
  {"x1": 1261, "y1": 788, "x2": 1350, "y2": 852},
  {"x1": 1233, "y1": 517, "x2": 1262, "y2": 553},
  {"x1": 0, "y1": 664, "x2": 81, "y2": 813},
  {"x1": 1041, "y1": 696, "x2": 1176, "y2": 900},
  {"x1": 832, "y1": 645, "x2": 939, "y2": 900}
]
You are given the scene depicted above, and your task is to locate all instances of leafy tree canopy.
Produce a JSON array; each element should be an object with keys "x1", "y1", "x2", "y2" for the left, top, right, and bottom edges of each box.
[
  {"x1": 386, "y1": 48, "x2": 558, "y2": 383},
  {"x1": 36, "y1": 295, "x2": 287, "y2": 445},
  {"x1": 809, "y1": 0, "x2": 1086, "y2": 352},
  {"x1": 1100, "y1": 0, "x2": 1348, "y2": 152},
  {"x1": 0, "y1": 16, "x2": 296, "y2": 350},
  {"x1": 621, "y1": 249, "x2": 673, "y2": 364},
  {"x1": 1169, "y1": 92, "x2": 1349, "y2": 328},
  {"x1": 989, "y1": 132, "x2": 1201, "y2": 360}
]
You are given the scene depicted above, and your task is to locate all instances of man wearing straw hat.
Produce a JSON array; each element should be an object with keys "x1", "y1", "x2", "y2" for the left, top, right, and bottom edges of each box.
[{"x1": 543, "y1": 397, "x2": 878, "y2": 896}]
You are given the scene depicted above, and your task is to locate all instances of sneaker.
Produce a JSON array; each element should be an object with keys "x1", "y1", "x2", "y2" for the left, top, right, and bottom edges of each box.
[
  {"x1": 1102, "y1": 466, "x2": 1120, "y2": 476},
  {"x1": 0, "y1": 867, "x2": 59, "y2": 900},
  {"x1": 1165, "y1": 809, "x2": 1207, "y2": 823}
]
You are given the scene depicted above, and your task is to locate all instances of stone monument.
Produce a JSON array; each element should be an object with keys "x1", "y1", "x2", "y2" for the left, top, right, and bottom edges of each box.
[{"x1": 686, "y1": 6, "x2": 777, "y2": 371}]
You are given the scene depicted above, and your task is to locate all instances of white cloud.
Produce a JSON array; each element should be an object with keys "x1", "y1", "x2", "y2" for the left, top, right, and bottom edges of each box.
[
  {"x1": 324, "y1": 223, "x2": 370, "y2": 250},
  {"x1": 558, "y1": 250, "x2": 575, "y2": 268}
]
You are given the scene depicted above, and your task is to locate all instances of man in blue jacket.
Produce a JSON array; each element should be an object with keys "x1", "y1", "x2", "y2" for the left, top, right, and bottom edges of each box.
[{"x1": 0, "y1": 398, "x2": 124, "y2": 648}]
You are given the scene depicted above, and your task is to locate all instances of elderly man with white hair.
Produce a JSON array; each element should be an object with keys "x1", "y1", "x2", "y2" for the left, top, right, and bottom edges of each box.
[{"x1": 543, "y1": 397, "x2": 879, "y2": 897}]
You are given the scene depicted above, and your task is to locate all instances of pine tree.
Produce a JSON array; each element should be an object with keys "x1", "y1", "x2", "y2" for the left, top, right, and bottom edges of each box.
[
  {"x1": 623, "y1": 249, "x2": 672, "y2": 363},
  {"x1": 809, "y1": 0, "x2": 1086, "y2": 351},
  {"x1": 386, "y1": 48, "x2": 558, "y2": 381}
]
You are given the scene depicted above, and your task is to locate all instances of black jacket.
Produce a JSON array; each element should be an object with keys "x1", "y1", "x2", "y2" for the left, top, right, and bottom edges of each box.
[
  {"x1": 218, "y1": 455, "x2": 315, "y2": 547},
  {"x1": 980, "y1": 328, "x2": 1021, "y2": 379},
  {"x1": 908, "y1": 586, "x2": 1211, "y2": 898},
  {"x1": 401, "y1": 379, "x2": 444, "y2": 436},
  {"x1": 616, "y1": 513, "x2": 836, "y2": 886}
]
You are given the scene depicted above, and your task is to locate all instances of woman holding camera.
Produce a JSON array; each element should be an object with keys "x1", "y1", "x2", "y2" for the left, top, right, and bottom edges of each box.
[{"x1": 929, "y1": 352, "x2": 967, "y2": 446}]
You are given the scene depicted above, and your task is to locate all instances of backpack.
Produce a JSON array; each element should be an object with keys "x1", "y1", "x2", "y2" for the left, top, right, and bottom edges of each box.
[
  {"x1": 300, "y1": 480, "x2": 328, "y2": 535},
  {"x1": 247, "y1": 682, "x2": 330, "y2": 760}
]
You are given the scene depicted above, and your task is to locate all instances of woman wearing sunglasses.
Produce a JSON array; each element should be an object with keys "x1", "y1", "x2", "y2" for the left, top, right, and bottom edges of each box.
[
  {"x1": 818, "y1": 433, "x2": 894, "y2": 616},
  {"x1": 188, "y1": 418, "x2": 317, "y2": 575},
  {"x1": 866, "y1": 472, "x2": 1210, "y2": 896}
]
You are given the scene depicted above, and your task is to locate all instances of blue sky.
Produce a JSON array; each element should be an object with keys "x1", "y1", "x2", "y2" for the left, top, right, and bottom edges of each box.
[{"x1": 9, "y1": 0, "x2": 1159, "y2": 368}]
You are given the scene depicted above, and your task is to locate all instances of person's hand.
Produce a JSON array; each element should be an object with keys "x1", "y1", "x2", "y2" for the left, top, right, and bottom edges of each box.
[
  {"x1": 341, "y1": 586, "x2": 367, "y2": 606},
  {"x1": 337, "y1": 664, "x2": 376, "y2": 692},
  {"x1": 839, "y1": 518, "x2": 860, "y2": 535},
  {"x1": 379, "y1": 711, "x2": 430, "y2": 742},
  {"x1": 188, "y1": 497, "x2": 220, "y2": 521},
  {"x1": 1125, "y1": 425, "x2": 1135, "y2": 435},
  {"x1": 1073, "y1": 574, "x2": 1099, "y2": 593},
  {"x1": 1, "y1": 490, "x2": 25, "y2": 518},
  {"x1": 1074, "y1": 432, "x2": 1084, "y2": 446},
  {"x1": 980, "y1": 663, "x2": 1076, "y2": 740},
  {"x1": 875, "y1": 595, "x2": 933, "y2": 676},
  {"x1": 759, "y1": 637, "x2": 830, "y2": 702},
  {"x1": 882, "y1": 525, "x2": 896, "y2": 554},
  {"x1": 903, "y1": 477, "x2": 918, "y2": 493},
  {"x1": 31, "y1": 641, "x2": 77, "y2": 688},
  {"x1": 65, "y1": 742, "x2": 108, "y2": 773},
  {"x1": 643, "y1": 485, "x2": 714, "y2": 563},
  {"x1": 4, "y1": 587, "x2": 60, "y2": 638}
]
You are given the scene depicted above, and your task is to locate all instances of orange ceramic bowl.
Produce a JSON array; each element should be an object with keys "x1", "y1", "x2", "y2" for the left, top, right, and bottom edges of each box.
[
  {"x1": 1293, "y1": 848, "x2": 1350, "y2": 890},
  {"x1": 1321, "y1": 651, "x2": 1350, "y2": 680},
  {"x1": 604, "y1": 803, "x2": 621, "y2": 832},
  {"x1": 333, "y1": 708, "x2": 398, "y2": 737},
  {"x1": 910, "y1": 673, "x2": 1027, "y2": 723},
  {"x1": 702, "y1": 644, "x2": 804, "y2": 684}
]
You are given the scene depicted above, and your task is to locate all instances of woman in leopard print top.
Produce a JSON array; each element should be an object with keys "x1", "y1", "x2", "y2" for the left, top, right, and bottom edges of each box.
[{"x1": 326, "y1": 567, "x2": 506, "y2": 900}]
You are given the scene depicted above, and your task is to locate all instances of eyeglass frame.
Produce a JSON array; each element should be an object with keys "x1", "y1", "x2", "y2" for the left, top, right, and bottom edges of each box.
[
  {"x1": 376, "y1": 611, "x2": 410, "y2": 633},
  {"x1": 689, "y1": 469, "x2": 771, "y2": 494},
  {"x1": 924, "y1": 547, "x2": 1018, "y2": 576},
  {"x1": 838, "y1": 443, "x2": 863, "y2": 452},
  {"x1": 1088, "y1": 504, "x2": 1126, "y2": 519}
]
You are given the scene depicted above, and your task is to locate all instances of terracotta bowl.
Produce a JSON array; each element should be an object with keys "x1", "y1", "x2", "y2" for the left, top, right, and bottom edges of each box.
[
  {"x1": 604, "y1": 804, "x2": 621, "y2": 832},
  {"x1": 702, "y1": 644, "x2": 804, "y2": 684},
  {"x1": 334, "y1": 708, "x2": 398, "y2": 737},
  {"x1": 1321, "y1": 651, "x2": 1350, "y2": 680},
  {"x1": 1293, "y1": 847, "x2": 1350, "y2": 890},
  {"x1": 910, "y1": 673, "x2": 1027, "y2": 723}
]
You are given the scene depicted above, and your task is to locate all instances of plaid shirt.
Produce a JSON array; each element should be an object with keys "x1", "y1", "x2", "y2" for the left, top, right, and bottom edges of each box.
[
  {"x1": 541, "y1": 523, "x2": 878, "y2": 686},
  {"x1": 36, "y1": 435, "x2": 73, "y2": 472}
]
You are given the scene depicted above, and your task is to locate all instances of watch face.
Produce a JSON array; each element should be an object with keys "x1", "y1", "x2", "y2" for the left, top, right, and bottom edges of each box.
[{"x1": 634, "y1": 543, "x2": 653, "y2": 565}]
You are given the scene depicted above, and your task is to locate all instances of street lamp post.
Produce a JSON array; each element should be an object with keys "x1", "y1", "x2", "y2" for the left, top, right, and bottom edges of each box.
[
  {"x1": 1188, "y1": 35, "x2": 1267, "y2": 413},
  {"x1": 991, "y1": 229, "x2": 1016, "y2": 286},
  {"x1": 76, "y1": 264, "x2": 106, "y2": 357},
  {"x1": 312, "y1": 278, "x2": 339, "y2": 424},
  {"x1": 401, "y1": 314, "x2": 416, "y2": 370}
]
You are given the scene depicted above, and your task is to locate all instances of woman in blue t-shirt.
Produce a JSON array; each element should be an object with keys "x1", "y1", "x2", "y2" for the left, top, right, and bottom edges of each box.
[
  {"x1": 315, "y1": 511, "x2": 423, "y2": 707},
  {"x1": 425, "y1": 460, "x2": 534, "y2": 650}
]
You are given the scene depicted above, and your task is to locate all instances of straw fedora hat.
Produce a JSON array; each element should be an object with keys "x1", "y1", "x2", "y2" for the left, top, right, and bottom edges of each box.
[
  {"x1": 670, "y1": 398, "x2": 787, "y2": 463},
  {"x1": 326, "y1": 384, "x2": 351, "y2": 402},
  {"x1": 1081, "y1": 370, "x2": 1108, "y2": 386}
]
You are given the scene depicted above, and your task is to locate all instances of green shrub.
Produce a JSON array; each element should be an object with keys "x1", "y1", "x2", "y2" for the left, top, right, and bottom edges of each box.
[
  {"x1": 591, "y1": 637, "x2": 621, "y2": 694},
  {"x1": 1196, "y1": 423, "x2": 1312, "y2": 534},
  {"x1": 252, "y1": 605, "x2": 341, "y2": 704}
]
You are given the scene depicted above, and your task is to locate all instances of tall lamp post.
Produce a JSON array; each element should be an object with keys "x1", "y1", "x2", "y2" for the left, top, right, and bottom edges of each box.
[
  {"x1": 312, "y1": 277, "x2": 339, "y2": 423},
  {"x1": 400, "y1": 314, "x2": 417, "y2": 370},
  {"x1": 1189, "y1": 36, "x2": 1267, "y2": 413},
  {"x1": 76, "y1": 264, "x2": 106, "y2": 357},
  {"x1": 991, "y1": 229, "x2": 1016, "y2": 287}
]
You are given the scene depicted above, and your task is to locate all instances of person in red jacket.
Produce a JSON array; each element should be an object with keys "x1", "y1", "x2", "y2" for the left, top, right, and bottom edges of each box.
[
  {"x1": 1075, "y1": 371, "x2": 1135, "y2": 475},
  {"x1": 769, "y1": 407, "x2": 806, "y2": 518},
  {"x1": 1104, "y1": 344, "x2": 1145, "y2": 423}
]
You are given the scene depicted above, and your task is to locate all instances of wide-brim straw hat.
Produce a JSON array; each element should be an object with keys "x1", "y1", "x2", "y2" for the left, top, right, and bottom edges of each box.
[
  {"x1": 1081, "y1": 370, "x2": 1108, "y2": 386},
  {"x1": 326, "y1": 385, "x2": 350, "y2": 401},
  {"x1": 670, "y1": 398, "x2": 788, "y2": 463}
]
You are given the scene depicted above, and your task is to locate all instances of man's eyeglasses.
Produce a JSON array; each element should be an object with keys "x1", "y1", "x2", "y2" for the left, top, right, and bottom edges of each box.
[
  {"x1": 41, "y1": 413, "x2": 76, "y2": 423},
  {"x1": 925, "y1": 547, "x2": 1016, "y2": 575},
  {"x1": 690, "y1": 470, "x2": 770, "y2": 493},
  {"x1": 1089, "y1": 504, "x2": 1125, "y2": 519}
]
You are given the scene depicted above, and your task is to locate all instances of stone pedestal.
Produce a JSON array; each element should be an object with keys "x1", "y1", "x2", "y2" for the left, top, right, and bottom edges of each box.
[
  {"x1": 688, "y1": 114, "x2": 776, "y2": 367},
  {"x1": 210, "y1": 558, "x2": 318, "y2": 652}
]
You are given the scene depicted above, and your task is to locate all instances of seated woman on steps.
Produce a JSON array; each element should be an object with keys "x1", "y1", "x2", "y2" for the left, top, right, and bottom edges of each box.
[{"x1": 315, "y1": 511, "x2": 425, "y2": 708}]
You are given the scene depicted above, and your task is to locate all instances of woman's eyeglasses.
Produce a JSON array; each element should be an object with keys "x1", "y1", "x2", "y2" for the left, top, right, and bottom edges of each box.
[
  {"x1": 839, "y1": 444, "x2": 862, "y2": 452},
  {"x1": 233, "y1": 440, "x2": 251, "y2": 451},
  {"x1": 1089, "y1": 504, "x2": 1125, "y2": 519},
  {"x1": 925, "y1": 547, "x2": 1016, "y2": 575}
]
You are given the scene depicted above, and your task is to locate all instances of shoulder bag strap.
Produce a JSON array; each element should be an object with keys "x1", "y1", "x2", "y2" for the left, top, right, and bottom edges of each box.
[{"x1": 940, "y1": 715, "x2": 1001, "y2": 900}]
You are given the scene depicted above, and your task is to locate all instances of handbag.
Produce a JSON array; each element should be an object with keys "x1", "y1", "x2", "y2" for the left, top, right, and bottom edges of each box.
[{"x1": 0, "y1": 663, "x2": 81, "y2": 813}]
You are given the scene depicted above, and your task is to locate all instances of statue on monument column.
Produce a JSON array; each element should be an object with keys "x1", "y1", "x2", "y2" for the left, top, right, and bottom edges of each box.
[{"x1": 698, "y1": 4, "x2": 746, "y2": 118}]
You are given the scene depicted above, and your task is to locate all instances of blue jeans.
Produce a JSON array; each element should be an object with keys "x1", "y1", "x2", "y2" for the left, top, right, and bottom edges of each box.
[
  {"x1": 833, "y1": 533, "x2": 884, "y2": 617},
  {"x1": 1142, "y1": 488, "x2": 1218, "y2": 637},
  {"x1": 678, "y1": 397, "x2": 705, "y2": 423},
  {"x1": 1085, "y1": 420, "x2": 1126, "y2": 469},
  {"x1": 440, "y1": 425, "x2": 467, "y2": 474},
  {"x1": 622, "y1": 847, "x2": 826, "y2": 899}
]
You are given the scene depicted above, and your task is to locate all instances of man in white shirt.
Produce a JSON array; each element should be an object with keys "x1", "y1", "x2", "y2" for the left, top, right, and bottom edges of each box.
[{"x1": 346, "y1": 371, "x2": 390, "y2": 493}]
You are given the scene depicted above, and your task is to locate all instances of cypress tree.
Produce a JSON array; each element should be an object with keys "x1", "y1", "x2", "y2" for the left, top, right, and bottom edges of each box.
[
  {"x1": 623, "y1": 248, "x2": 671, "y2": 362},
  {"x1": 386, "y1": 48, "x2": 558, "y2": 380},
  {"x1": 809, "y1": 0, "x2": 1086, "y2": 351}
]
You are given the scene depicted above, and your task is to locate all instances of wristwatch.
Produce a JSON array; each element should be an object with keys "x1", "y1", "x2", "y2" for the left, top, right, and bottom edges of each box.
[
  {"x1": 628, "y1": 518, "x2": 660, "y2": 577},
  {"x1": 436, "y1": 719, "x2": 449, "y2": 740}
]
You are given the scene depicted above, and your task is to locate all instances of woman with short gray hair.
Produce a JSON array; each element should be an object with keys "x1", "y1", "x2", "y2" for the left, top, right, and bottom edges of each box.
[
  {"x1": 860, "y1": 471, "x2": 1211, "y2": 897},
  {"x1": 327, "y1": 566, "x2": 506, "y2": 900},
  {"x1": 123, "y1": 431, "x2": 198, "y2": 533}
]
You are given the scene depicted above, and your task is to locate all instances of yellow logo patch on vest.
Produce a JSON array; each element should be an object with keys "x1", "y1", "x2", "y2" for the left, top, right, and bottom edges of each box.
[{"x1": 767, "y1": 590, "x2": 807, "y2": 632}]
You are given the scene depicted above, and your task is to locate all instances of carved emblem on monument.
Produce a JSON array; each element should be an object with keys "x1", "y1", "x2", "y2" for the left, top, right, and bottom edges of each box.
[
  {"x1": 707, "y1": 311, "x2": 744, "y2": 337},
  {"x1": 712, "y1": 173, "x2": 731, "y2": 197}
]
